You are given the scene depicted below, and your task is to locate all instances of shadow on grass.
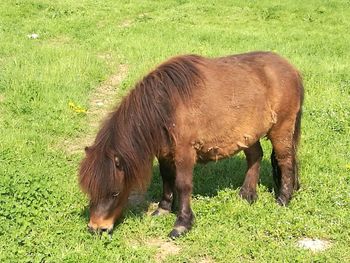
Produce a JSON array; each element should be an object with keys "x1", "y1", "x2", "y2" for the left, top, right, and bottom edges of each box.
[
  {"x1": 79, "y1": 155, "x2": 275, "y2": 223},
  {"x1": 147, "y1": 155, "x2": 274, "y2": 201}
]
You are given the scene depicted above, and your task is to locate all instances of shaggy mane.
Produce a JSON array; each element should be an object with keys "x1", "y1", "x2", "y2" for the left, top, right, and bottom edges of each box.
[{"x1": 79, "y1": 55, "x2": 205, "y2": 202}]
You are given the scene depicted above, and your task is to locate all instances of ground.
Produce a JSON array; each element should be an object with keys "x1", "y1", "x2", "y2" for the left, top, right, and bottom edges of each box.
[{"x1": 0, "y1": 0, "x2": 349, "y2": 262}]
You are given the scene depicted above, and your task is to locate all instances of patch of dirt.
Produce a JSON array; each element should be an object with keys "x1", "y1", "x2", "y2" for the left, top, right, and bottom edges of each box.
[
  {"x1": 128, "y1": 237, "x2": 181, "y2": 262},
  {"x1": 88, "y1": 64, "x2": 128, "y2": 126},
  {"x1": 64, "y1": 64, "x2": 128, "y2": 154},
  {"x1": 147, "y1": 238, "x2": 181, "y2": 262},
  {"x1": 145, "y1": 202, "x2": 160, "y2": 215},
  {"x1": 198, "y1": 256, "x2": 215, "y2": 263},
  {"x1": 297, "y1": 237, "x2": 331, "y2": 252},
  {"x1": 119, "y1": 19, "x2": 133, "y2": 28}
]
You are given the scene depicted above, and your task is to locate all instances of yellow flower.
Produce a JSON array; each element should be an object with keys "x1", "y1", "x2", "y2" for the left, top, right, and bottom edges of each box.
[{"x1": 69, "y1": 101, "x2": 87, "y2": 114}]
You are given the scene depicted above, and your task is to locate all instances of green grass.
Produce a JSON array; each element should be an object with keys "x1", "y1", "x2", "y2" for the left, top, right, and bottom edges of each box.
[{"x1": 1, "y1": 0, "x2": 349, "y2": 262}]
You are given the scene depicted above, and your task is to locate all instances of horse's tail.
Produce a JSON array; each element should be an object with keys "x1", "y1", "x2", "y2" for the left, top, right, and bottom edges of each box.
[{"x1": 292, "y1": 75, "x2": 304, "y2": 190}]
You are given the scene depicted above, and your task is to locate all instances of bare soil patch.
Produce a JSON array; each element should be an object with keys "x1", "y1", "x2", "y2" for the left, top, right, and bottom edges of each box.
[
  {"x1": 119, "y1": 19, "x2": 133, "y2": 28},
  {"x1": 64, "y1": 64, "x2": 128, "y2": 154},
  {"x1": 198, "y1": 256, "x2": 215, "y2": 263},
  {"x1": 147, "y1": 238, "x2": 181, "y2": 262},
  {"x1": 129, "y1": 237, "x2": 181, "y2": 262},
  {"x1": 88, "y1": 64, "x2": 128, "y2": 127},
  {"x1": 297, "y1": 237, "x2": 331, "y2": 252}
]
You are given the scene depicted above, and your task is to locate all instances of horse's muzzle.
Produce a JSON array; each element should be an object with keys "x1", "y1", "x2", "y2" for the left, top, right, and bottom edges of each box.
[{"x1": 87, "y1": 222, "x2": 114, "y2": 234}]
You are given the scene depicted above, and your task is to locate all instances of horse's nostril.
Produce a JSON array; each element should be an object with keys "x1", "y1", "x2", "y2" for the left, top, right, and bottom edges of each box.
[
  {"x1": 100, "y1": 227, "x2": 112, "y2": 233},
  {"x1": 87, "y1": 225, "x2": 112, "y2": 234},
  {"x1": 87, "y1": 221, "x2": 114, "y2": 234}
]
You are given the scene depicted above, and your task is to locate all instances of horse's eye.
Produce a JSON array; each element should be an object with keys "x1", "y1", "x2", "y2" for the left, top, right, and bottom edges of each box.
[
  {"x1": 115, "y1": 156, "x2": 120, "y2": 167},
  {"x1": 112, "y1": 192, "x2": 120, "y2": 198}
]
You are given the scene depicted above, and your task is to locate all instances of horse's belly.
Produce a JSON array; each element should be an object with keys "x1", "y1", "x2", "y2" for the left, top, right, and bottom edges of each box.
[
  {"x1": 192, "y1": 138, "x2": 251, "y2": 163},
  {"x1": 196, "y1": 146, "x2": 240, "y2": 163}
]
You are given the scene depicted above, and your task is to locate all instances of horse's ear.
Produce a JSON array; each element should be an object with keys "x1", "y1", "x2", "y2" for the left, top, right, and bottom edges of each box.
[
  {"x1": 84, "y1": 146, "x2": 89, "y2": 153},
  {"x1": 115, "y1": 156, "x2": 120, "y2": 167}
]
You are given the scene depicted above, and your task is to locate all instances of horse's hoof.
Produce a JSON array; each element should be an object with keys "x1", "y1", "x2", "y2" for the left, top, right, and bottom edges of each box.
[
  {"x1": 151, "y1": 207, "x2": 170, "y2": 216},
  {"x1": 168, "y1": 226, "x2": 188, "y2": 239},
  {"x1": 276, "y1": 195, "x2": 289, "y2": 206},
  {"x1": 239, "y1": 187, "x2": 257, "y2": 204},
  {"x1": 294, "y1": 181, "x2": 300, "y2": 191}
]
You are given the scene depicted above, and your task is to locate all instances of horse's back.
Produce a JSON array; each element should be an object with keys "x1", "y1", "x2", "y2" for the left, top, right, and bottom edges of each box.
[{"x1": 211, "y1": 51, "x2": 303, "y2": 116}]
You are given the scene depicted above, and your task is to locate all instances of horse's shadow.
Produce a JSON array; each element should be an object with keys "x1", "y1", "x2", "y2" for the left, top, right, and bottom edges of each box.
[
  {"x1": 80, "y1": 154, "x2": 275, "y2": 222},
  {"x1": 124, "y1": 154, "x2": 275, "y2": 219},
  {"x1": 147, "y1": 154, "x2": 274, "y2": 201}
]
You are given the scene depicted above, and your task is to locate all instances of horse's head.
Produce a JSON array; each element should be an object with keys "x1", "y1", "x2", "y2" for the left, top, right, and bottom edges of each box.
[{"x1": 79, "y1": 146, "x2": 131, "y2": 233}]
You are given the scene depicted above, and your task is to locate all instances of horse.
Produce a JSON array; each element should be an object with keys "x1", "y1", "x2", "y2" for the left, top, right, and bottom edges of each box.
[{"x1": 79, "y1": 51, "x2": 304, "y2": 238}]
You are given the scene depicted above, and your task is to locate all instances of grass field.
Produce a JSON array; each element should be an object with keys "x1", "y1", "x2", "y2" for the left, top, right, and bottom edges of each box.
[{"x1": 1, "y1": 0, "x2": 349, "y2": 262}]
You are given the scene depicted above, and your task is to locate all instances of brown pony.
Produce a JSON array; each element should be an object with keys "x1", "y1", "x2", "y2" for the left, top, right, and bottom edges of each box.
[{"x1": 79, "y1": 51, "x2": 304, "y2": 238}]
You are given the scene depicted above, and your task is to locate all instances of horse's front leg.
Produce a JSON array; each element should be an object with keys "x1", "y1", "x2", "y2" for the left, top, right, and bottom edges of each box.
[
  {"x1": 169, "y1": 150, "x2": 196, "y2": 239},
  {"x1": 152, "y1": 158, "x2": 175, "y2": 216}
]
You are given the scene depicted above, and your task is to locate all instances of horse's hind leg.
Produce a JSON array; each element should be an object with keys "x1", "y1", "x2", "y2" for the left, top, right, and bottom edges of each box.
[
  {"x1": 239, "y1": 141, "x2": 263, "y2": 204},
  {"x1": 152, "y1": 158, "x2": 175, "y2": 216},
  {"x1": 269, "y1": 120, "x2": 299, "y2": 206},
  {"x1": 271, "y1": 149, "x2": 281, "y2": 192}
]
